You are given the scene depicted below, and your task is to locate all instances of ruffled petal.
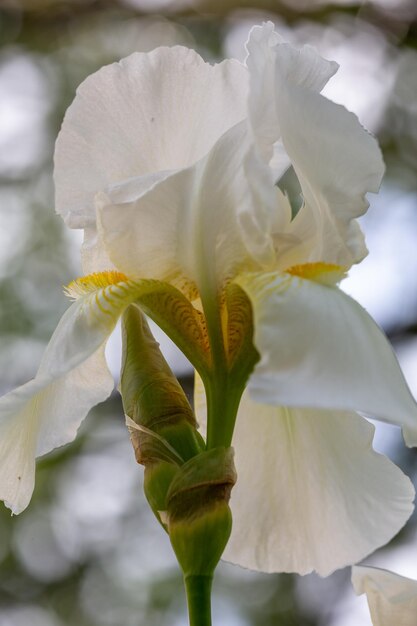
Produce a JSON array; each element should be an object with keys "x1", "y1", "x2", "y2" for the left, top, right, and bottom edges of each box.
[
  {"x1": 274, "y1": 54, "x2": 384, "y2": 268},
  {"x1": 218, "y1": 392, "x2": 413, "y2": 575},
  {"x1": 243, "y1": 22, "x2": 384, "y2": 270},
  {"x1": 352, "y1": 566, "x2": 417, "y2": 626},
  {"x1": 245, "y1": 22, "x2": 338, "y2": 168},
  {"x1": 54, "y1": 46, "x2": 248, "y2": 272},
  {"x1": 236, "y1": 271, "x2": 417, "y2": 445}
]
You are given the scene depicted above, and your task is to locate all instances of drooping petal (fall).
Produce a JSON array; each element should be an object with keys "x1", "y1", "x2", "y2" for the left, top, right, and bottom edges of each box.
[
  {"x1": 194, "y1": 380, "x2": 414, "y2": 576},
  {"x1": 0, "y1": 269, "x2": 216, "y2": 514},
  {"x1": 54, "y1": 47, "x2": 248, "y2": 273},
  {"x1": 352, "y1": 566, "x2": 417, "y2": 626},
  {"x1": 0, "y1": 347, "x2": 112, "y2": 515},
  {"x1": 0, "y1": 272, "x2": 174, "y2": 514},
  {"x1": 236, "y1": 271, "x2": 417, "y2": 445}
]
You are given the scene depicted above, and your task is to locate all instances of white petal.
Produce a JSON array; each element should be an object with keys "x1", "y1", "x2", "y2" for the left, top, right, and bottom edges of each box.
[
  {"x1": 224, "y1": 394, "x2": 414, "y2": 576},
  {"x1": 236, "y1": 272, "x2": 417, "y2": 445},
  {"x1": 275, "y1": 64, "x2": 384, "y2": 267},
  {"x1": 244, "y1": 22, "x2": 384, "y2": 269},
  {"x1": 81, "y1": 224, "x2": 115, "y2": 275},
  {"x1": 54, "y1": 47, "x2": 248, "y2": 271},
  {"x1": 352, "y1": 566, "x2": 417, "y2": 626},
  {"x1": 0, "y1": 348, "x2": 112, "y2": 515},
  {"x1": 0, "y1": 379, "x2": 40, "y2": 514},
  {"x1": 237, "y1": 146, "x2": 292, "y2": 268},
  {"x1": 83, "y1": 171, "x2": 175, "y2": 274},
  {"x1": 241, "y1": 22, "x2": 347, "y2": 269},
  {"x1": 245, "y1": 22, "x2": 286, "y2": 165},
  {"x1": 193, "y1": 376, "x2": 413, "y2": 575},
  {"x1": 98, "y1": 122, "x2": 268, "y2": 294},
  {"x1": 0, "y1": 275, "x2": 146, "y2": 514},
  {"x1": 36, "y1": 346, "x2": 112, "y2": 455},
  {"x1": 246, "y1": 22, "x2": 338, "y2": 167}
]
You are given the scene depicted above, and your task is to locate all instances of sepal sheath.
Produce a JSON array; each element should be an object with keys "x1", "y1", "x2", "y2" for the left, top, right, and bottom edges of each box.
[
  {"x1": 167, "y1": 447, "x2": 236, "y2": 577},
  {"x1": 121, "y1": 305, "x2": 205, "y2": 465}
]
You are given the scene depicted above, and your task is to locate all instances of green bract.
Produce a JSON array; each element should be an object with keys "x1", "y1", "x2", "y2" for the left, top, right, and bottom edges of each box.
[{"x1": 121, "y1": 305, "x2": 235, "y2": 582}]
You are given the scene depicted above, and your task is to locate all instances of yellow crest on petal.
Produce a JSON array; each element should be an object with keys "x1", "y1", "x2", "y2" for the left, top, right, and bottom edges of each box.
[
  {"x1": 286, "y1": 262, "x2": 347, "y2": 285},
  {"x1": 65, "y1": 271, "x2": 211, "y2": 377},
  {"x1": 64, "y1": 271, "x2": 129, "y2": 300}
]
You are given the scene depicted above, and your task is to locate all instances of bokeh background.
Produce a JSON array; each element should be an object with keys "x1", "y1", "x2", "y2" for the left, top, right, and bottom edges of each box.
[{"x1": 0, "y1": 0, "x2": 417, "y2": 624}]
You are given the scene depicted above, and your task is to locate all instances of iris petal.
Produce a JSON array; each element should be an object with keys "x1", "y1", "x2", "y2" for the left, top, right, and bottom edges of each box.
[
  {"x1": 352, "y1": 566, "x2": 417, "y2": 626},
  {"x1": 236, "y1": 271, "x2": 417, "y2": 445}
]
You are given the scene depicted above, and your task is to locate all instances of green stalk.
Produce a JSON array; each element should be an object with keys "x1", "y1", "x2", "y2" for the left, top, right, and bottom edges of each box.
[
  {"x1": 200, "y1": 284, "x2": 256, "y2": 451},
  {"x1": 184, "y1": 575, "x2": 213, "y2": 626},
  {"x1": 122, "y1": 306, "x2": 238, "y2": 626},
  {"x1": 200, "y1": 287, "x2": 239, "y2": 450},
  {"x1": 205, "y1": 378, "x2": 245, "y2": 449}
]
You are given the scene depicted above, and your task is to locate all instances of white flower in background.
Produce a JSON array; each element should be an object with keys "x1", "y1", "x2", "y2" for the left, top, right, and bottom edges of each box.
[
  {"x1": 0, "y1": 22, "x2": 416, "y2": 578},
  {"x1": 352, "y1": 565, "x2": 417, "y2": 625}
]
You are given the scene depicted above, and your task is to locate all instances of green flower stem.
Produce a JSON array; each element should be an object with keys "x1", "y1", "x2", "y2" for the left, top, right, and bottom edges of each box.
[
  {"x1": 201, "y1": 290, "x2": 227, "y2": 375},
  {"x1": 205, "y1": 378, "x2": 244, "y2": 449},
  {"x1": 200, "y1": 288, "x2": 245, "y2": 450},
  {"x1": 184, "y1": 575, "x2": 213, "y2": 626}
]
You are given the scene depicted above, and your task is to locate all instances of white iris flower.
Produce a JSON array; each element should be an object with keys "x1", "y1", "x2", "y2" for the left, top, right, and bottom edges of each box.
[{"x1": 1, "y1": 22, "x2": 416, "y2": 578}]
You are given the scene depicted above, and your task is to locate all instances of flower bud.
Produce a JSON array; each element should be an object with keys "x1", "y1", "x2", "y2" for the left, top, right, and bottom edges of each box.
[
  {"x1": 121, "y1": 305, "x2": 204, "y2": 525},
  {"x1": 120, "y1": 306, "x2": 237, "y2": 575},
  {"x1": 121, "y1": 306, "x2": 204, "y2": 461},
  {"x1": 166, "y1": 447, "x2": 236, "y2": 577}
]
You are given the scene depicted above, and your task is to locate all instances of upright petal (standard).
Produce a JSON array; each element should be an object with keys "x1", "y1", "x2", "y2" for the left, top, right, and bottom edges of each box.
[
  {"x1": 54, "y1": 47, "x2": 248, "y2": 273},
  {"x1": 242, "y1": 22, "x2": 384, "y2": 271}
]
